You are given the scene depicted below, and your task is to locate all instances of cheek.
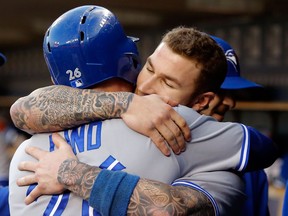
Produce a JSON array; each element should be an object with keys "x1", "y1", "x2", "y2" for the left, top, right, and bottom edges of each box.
[
  {"x1": 165, "y1": 90, "x2": 190, "y2": 105},
  {"x1": 175, "y1": 89, "x2": 195, "y2": 106},
  {"x1": 135, "y1": 76, "x2": 145, "y2": 92},
  {"x1": 136, "y1": 69, "x2": 150, "y2": 86}
]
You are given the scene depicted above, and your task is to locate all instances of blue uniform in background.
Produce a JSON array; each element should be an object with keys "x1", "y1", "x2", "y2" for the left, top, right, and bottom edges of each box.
[
  {"x1": 0, "y1": 186, "x2": 10, "y2": 216},
  {"x1": 242, "y1": 170, "x2": 270, "y2": 216}
]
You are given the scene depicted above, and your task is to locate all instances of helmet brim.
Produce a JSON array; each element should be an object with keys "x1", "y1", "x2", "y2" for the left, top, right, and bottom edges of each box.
[{"x1": 221, "y1": 76, "x2": 262, "y2": 89}]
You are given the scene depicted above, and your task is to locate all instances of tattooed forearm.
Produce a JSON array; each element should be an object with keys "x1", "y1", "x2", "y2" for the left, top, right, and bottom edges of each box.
[
  {"x1": 128, "y1": 179, "x2": 214, "y2": 216},
  {"x1": 10, "y1": 85, "x2": 134, "y2": 133},
  {"x1": 58, "y1": 159, "x2": 100, "y2": 200},
  {"x1": 58, "y1": 159, "x2": 214, "y2": 216}
]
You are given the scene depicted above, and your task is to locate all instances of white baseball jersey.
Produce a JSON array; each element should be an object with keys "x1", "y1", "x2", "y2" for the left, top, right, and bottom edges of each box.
[{"x1": 9, "y1": 105, "x2": 248, "y2": 216}]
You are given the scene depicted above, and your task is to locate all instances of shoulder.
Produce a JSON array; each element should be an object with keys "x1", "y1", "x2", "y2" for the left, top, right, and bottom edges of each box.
[{"x1": 173, "y1": 105, "x2": 206, "y2": 123}]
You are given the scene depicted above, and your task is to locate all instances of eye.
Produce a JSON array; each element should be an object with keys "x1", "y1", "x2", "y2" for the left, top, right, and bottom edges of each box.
[
  {"x1": 164, "y1": 80, "x2": 174, "y2": 88},
  {"x1": 146, "y1": 64, "x2": 154, "y2": 73}
]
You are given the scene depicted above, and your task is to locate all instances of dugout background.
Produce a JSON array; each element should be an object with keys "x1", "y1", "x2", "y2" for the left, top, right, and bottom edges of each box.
[{"x1": 0, "y1": 1, "x2": 287, "y2": 215}]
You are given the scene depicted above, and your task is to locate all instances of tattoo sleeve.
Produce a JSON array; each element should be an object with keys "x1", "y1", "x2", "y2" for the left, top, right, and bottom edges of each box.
[
  {"x1": 10, "y1": 85, "x2": 134, "y2": 133},
  {"x1": 58, "y1": 159, "x2": 214, "y2": 216}
]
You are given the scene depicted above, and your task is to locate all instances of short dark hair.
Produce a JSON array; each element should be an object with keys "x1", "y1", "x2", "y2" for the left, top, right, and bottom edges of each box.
[{"x1": 162, "y1": 26, "x2": 227, "y2": 98}]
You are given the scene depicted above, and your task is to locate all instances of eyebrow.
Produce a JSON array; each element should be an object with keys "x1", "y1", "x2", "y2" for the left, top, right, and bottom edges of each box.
[{"x1": 147, "y1": 57, "x2": 181, "y2": 87}]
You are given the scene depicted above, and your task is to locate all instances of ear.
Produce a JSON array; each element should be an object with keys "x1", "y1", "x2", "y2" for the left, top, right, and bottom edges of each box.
[{"x1": 192, "y1": 92, "x2": 215, "y2": 112}]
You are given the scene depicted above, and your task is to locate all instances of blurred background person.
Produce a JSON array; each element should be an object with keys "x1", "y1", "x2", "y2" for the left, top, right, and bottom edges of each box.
[
  {"x1": 0, "y1": 52, "x2": 27, "y2": 187},
  {"x1": 0, "y1": 52, "x2": 28, "y2": 215},
  {"x1": 199, "y1": 36, "x2": 272, "y2": 216}
]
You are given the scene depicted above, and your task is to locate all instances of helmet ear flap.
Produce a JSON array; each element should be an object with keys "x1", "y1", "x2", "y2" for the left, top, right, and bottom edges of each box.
[
  {"x1": 126, "y1": 53, "x2": 141, "y2": 71},
  {"x1": 117, "y1": 53, "x2": 141, "y2": 84}
]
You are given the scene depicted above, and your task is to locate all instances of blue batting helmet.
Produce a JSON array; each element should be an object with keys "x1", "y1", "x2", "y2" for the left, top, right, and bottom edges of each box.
[{"x1": 43, "y1": 5, "x2": 141, "y2": 89}]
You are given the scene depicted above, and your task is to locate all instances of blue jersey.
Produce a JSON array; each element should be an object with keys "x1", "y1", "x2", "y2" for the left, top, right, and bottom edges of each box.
[
  {"x1": 10, "y1": 105, "x2": 268, "y2": 215},
  {"x1": 0, "y1": 186, "x2": 9, "y2": 216},
  {"x1": 241, "y1": 170, "x2": 269, "y2": 216}
]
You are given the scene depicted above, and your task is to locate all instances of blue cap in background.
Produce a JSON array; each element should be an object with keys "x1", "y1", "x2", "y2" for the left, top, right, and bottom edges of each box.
[{"x1": 210, "y1": 35, "x2": 262, "y2": 90}]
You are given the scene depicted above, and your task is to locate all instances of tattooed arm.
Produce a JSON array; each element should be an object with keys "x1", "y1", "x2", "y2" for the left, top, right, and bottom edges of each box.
[
  {"x1": 61, "y1": 160, "x2": 214, "y2": 216},
  {"x1": 10, "y1": 85, "x2": 133, "y2": 134},
  {"x1": 17, "y1": 134, "x2": 214, "y2": 215},
  {"x1": 10, "y1": 85, "x2": 191, "y2": 155}
]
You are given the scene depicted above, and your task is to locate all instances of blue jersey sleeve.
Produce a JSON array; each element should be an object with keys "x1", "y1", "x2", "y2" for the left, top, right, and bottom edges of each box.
[{"x1": 245, "y1": 126, "x2": 279, "y2": 171}]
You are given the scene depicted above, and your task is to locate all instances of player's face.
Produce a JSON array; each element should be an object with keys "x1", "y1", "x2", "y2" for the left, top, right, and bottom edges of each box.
[
  {"x1": 198, "y1": 90, "x2": 236, "y2": 122},
  {"x1": 135, "y1": 42, "x2": 201, "y2": 107}
]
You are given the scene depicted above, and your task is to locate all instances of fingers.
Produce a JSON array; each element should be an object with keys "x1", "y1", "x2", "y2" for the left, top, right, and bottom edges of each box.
[
  {"x1": 24, "y1": 186, "x2": 41, "y2": 205},
  {"x1": 149, "y1": 119, "x2": 183, "y2": 155},
  {"x1": 52, "y1": 133, "x2": 76, "y2": 159},
  {"x1": 170, "y1": 110, "x2": 191, "y2": 142},
  {"x1": 161, "y1": 120, "x2": 186, "y2": 154},
  {"x1": 25, "y1": 145, "x2": 47, "y2": 160},
  {"x1": 18, "y1": 161, "x2": 37, "y2": 172},
  {"x1": 153, "y1": 122, "x2": 182, "y2": 155},
  {"x1": 155, "y1": 96, "x2": 191, "y2": 153},
  {"x1": 122, "y1": 94, "x2": 190, "y2": 156},
  {"x1": 154, "y1": 108, "x2": 191, "y2": 155},
  {"x1": 149, "y1": 130, "x2": 171, "y2": 156},
  {"x1": 52, "y1": 133, "x2": 72, "y2": 150},
  {"x1": 17, "y1": 174, "x2": 37, "y2": 186}
]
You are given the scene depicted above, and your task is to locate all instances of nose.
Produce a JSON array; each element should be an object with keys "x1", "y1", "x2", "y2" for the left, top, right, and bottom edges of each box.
[
  {"x1": 223, "y1": 95, "x2": 236, "y2": 110},
  {"x1": 137, "y1": 76, "x2": 157, "y2": 95}
]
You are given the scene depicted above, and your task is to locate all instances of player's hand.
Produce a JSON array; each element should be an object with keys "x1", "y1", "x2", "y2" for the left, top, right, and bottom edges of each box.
[
  {"x1": 17, "y1": 133, "x2": 77, "y2": 205},
  {"x1": 121, "y1": 94, "x2": 191, "y2": 156},
  {"x1": 199, "y1": 93, "x2": 234, "y2": 122}
]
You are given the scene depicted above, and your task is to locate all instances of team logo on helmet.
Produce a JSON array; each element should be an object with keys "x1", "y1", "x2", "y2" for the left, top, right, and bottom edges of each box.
[
  {"x1": 225, "y1": 49, "x2": 237, "y2": 66},
  {"x1": 71, "y1": 79, "x2": 84, "y2": 88},
  {"x1": 225, "y1": 49, "x2": 239, "y2": 73}
]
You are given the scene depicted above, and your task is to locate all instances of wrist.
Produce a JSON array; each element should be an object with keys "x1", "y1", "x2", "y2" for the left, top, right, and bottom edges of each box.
[
  {"x1": 117, "y1": 92, "x2": 134, "y2": 118},
  {"x1": 57, "y1": 159, "x2": 100, "y2": 199},
  {"x1": 89, "y1": 169, "x2": 140, "y2": 215},
  {"x1": 57, "y1": 158, "x2": 79, "y2": 187}
]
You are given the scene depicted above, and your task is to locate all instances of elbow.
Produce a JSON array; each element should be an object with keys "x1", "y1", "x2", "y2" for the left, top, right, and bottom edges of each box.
[
  {"x1": 247, "y1": 141, "x2": 279, "y2": 171},
  {"x1": 246, "y1": 126, "x2": 280, "y2": 171},
  {"x1": 9, "y1": 98, "x2": 34, "y2": 135},
  {"x1": 10, "y1": 100, "x2": 20, "y2": 128}
]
